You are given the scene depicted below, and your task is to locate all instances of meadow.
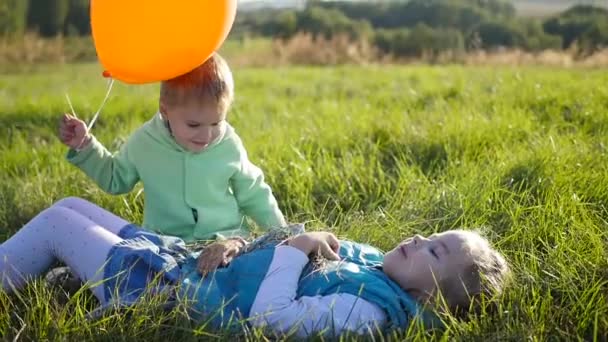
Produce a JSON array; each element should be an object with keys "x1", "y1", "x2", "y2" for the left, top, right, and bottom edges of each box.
[{"x1": 1, "y1": 63, "x2": 607, "y2": 340}]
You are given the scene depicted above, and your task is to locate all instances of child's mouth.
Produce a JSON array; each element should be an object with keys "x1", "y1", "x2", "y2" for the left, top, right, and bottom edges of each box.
[{"x1": 191, "y1": 141, "x2": 208, "y2": 148}]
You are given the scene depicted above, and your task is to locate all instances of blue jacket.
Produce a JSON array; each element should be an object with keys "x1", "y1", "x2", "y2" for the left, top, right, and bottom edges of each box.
[{"x1": 99, "y1": 225, "x2": 438, "y2": 333}]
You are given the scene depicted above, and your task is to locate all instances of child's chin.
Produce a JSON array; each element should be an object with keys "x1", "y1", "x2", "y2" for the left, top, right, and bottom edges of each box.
[{"x1": 188, "y1": 144, "x2": 208, "y2": 152}]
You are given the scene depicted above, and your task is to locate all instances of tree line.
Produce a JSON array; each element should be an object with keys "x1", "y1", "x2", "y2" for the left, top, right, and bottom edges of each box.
[
  {"x1": 1, "y1": 0, "x2": 607, "y2": 57},
  {"x1": 236, "y1": 0, "x2": 608, "y2": 56},
  {"x1": 1, "y1": 0, "x2": 89, "y2": 37}
]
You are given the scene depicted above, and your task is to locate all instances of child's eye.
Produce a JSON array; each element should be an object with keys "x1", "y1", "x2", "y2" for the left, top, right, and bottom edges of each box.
[
  {"x1": 211, "y1": 122, "x2": 220, "y2": 127},
  {"x1": 187, "y1": 123, "x2": 200, "y2": 128}
]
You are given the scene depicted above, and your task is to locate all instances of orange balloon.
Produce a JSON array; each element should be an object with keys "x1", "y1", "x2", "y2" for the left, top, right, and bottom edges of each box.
[{"x1": 91, "y1": 0, "x2": 237, "y2": 84}]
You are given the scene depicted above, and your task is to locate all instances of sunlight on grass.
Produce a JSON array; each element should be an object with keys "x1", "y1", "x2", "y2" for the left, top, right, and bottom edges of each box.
[{"x1": 1, "y1": 63, "x2": 607, "y2": 340}]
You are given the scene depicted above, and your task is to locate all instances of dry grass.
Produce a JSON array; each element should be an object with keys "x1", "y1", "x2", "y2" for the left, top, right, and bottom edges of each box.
[
  {"x1": 0, "y1": 33, "x2": 96, "y2": 71},
  {"x1": 270, "y1": 33, "x2": 379, "y2": 66},
  {"x1": 268, "y1": 34, "x2": 608, "y2": 68},
  {"x1": 457, "y1": 48, "x2": 608, "y2": 68},
  {"x1": 2, "y1": 33, "x2": 608, "y2": 71}
]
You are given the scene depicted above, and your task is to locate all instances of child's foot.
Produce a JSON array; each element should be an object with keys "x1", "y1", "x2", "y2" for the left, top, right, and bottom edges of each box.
[{"x1": 45, "y1": 266, "x2": 83, "y2": 295}]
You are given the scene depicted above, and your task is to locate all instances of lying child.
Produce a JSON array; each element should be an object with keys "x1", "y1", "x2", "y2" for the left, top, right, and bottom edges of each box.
[{"x1": 0, "y1": 198, "x2": 509, "y2": 338}]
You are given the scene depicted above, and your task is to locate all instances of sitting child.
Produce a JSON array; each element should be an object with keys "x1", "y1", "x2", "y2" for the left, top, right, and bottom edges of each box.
[
  {"x1": 52, "y1": 53, "x2": 286, "y2": 290},
  {"x1": 59, "y1": 53, "x2": 285, "y2": 242}
]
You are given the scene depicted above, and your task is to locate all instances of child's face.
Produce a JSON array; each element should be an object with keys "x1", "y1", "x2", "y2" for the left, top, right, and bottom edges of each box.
[
  {"x1": 383, "y1": 231, "x2": 476, "y2": 301},
  {"x1": 160, "y1": 100, "x2": 226, "y2": 153}
]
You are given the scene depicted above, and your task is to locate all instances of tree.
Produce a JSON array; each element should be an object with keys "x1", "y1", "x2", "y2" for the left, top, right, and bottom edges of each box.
[
  {"x1": 543, "y1": 5, "x2": 608, "y2": 48},
  {"x1": 297, "y1": 6, "x2": 370, "y2": 40},
  {"x1": 261, "y1": 11, "x2": 298, "y2": 39},
  {"x1": 473, "y1": 21, "x2": 526, "y2": 48},
  {"x1": 579, "y1": 21, "x2": 608, "y2": 52},
  {"x1": 375, "y1": 24, "x2": 464, "y2": 57},
  {"x1": 0, "y1": 0, "x2": 29, "y2": 35},
  {"x1": 64, "y1": 0, "x2": 90, "y2": 35},
  {"x1": 27, "y1": 0, "x2": 69, "y2": 36}
]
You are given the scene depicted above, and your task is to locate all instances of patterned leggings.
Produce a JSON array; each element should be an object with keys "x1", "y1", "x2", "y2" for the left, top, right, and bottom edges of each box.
[{"x1": 0, "y1": 197, "x2": 131, "y2": 303}]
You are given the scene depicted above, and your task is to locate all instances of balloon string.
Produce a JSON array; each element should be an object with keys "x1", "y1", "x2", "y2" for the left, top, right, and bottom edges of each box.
[
  {"x1": 65, "y1": 92, "x2": 78, "y2": 118},
  {"x1": 87, "y1": 78, "x2": 115, "y2": 130}
]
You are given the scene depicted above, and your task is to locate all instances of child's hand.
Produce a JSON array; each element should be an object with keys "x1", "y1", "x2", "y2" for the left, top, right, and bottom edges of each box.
[
  {"x1": 197, "y1": 237, "x2": 247, "y2": 276},
  {"x1": 59, "y1": 113, "x2": 90, "y2": 149},
  {"x1": 287, "y1": 232, "x2": 340, "y2": 261}
]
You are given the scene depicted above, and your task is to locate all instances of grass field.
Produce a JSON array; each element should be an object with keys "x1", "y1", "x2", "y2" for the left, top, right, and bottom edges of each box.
[{"x1": 1, "y1": 63, "x2": 607, "y2": 340}]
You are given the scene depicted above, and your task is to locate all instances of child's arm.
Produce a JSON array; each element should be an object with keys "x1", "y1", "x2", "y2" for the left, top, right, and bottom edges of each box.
[
  {"x1": 60, "y1": 113, "x2": 139, "y2": 195},
  {"x1": 66, "y1": 134, "x2": 140, "y2": 195},
  {"x1": 230, "y1": 144, "x2": 286, "y2": 230},
  {"x1": 249, "y1": 246, "x2": 387, "y2": 338}
]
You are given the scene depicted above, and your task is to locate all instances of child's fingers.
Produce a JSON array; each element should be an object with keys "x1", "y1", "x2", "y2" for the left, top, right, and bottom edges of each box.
[
  {"x1": 231, "y1": 237, "x2": 248, "y2": 246},
  {"x1": 327, "y1": 234, "x2": 340, "y2": 253},
  {"x1": 67, "y1": 119, "x2": 80, "y2": 128},
  {"x1": 59, "y1": 124, "x2": 72, "y2": 133},
  {"x1": 220, "y1": 257, "x2": 229, "y2": 267},
  {"x1": 60, "y1": 129, "x2": 73, "y2": 138},
  {"x1": 61, "y1": 119, "x2": 75, "y2": 131},
  {"x1": 197, "y1": 247, "x2": 225, "y2": 275},
  {"x1": 64, "y1": 113, "x2": 76, "y2": 123},
  {"x1": 319, "y1": 241, "x2": 340, "y2": 261},
  {"x1": 60, "y1": 134, "x2": 73, "y2": 142},
  {"x1": 198, "y1": 259, "x2": 213, "y2": 275},
  {"x1": 60, "y1": 125, "x2": 75, "y2": 137},
  {"x1": 64, "y1": 114, "x2": 85, "y2": 127},
  {"x1": 222, "y1": 248, "x2": 238, "y2": 264},
  {"x1": 200, "y1": 260, "x2": 222, "y2": 273}
]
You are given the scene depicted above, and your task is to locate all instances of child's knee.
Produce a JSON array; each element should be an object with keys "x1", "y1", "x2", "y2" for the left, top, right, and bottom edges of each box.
[
  {"x1": 36, "y1": 206, "x2": 79, "y2": 233},
  {"x1": 55, "y1": 196, "x2": 88, "y2": 210}
]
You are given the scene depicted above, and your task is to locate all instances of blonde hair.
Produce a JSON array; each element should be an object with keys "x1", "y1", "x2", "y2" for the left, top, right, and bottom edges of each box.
[
  {"x1": 160, "y1": 53, "x2": 234, "y2": 114},
  {"x1": 437, "y1": 231, "x2": 510, "y2": 317}
]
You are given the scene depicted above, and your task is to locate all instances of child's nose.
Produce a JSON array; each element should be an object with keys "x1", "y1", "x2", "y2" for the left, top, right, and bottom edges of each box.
[
  {"x1": 197, "y1": 127, "x2": 214, "y2": 142},
  {"x1": 413, "y1": 234, "x2": 430, "y2": 246}
]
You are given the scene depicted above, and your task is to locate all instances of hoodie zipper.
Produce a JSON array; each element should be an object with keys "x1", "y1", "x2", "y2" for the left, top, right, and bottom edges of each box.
[{"x1": 191, "y1": 208, "x2": 198, "y2": 223}]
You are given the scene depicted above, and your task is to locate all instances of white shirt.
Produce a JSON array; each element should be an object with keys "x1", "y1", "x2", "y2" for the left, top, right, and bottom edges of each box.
[{"x1": 249, "y1": 246, "x2": 387, "y2": 338}]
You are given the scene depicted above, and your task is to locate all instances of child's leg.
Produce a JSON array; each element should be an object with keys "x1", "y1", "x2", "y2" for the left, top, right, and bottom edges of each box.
[
  {"x1": 54, "y1": 197, "x2": 130, "y2": 235},
  {"x1": 0, "y1": 206, "x2": 121, "y2": 303}
]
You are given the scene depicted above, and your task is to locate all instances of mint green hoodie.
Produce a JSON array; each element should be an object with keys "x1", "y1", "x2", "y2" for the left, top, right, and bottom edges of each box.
[{"x1": 67, "y1": 113, "x2": 286, "y2": 241}]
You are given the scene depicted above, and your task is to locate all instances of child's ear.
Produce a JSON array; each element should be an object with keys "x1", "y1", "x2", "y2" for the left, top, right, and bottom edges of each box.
[{"x1": 159, "y1": 102, "x2": 167, "y2": 119}]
